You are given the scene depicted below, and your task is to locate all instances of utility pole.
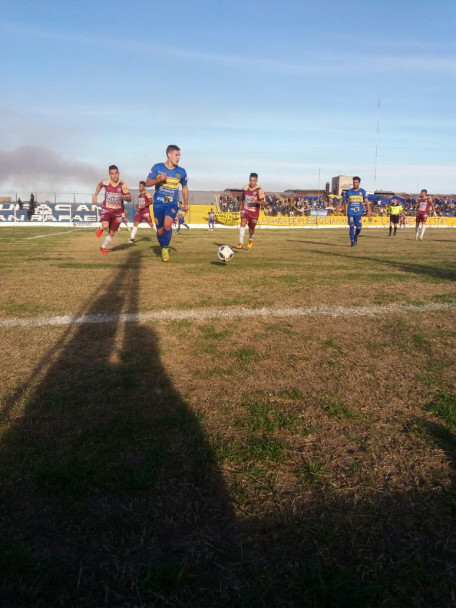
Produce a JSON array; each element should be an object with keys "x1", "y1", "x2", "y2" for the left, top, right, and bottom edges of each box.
[{"x1": 374, "y1": 96, "x2": 381, "y2": 191}]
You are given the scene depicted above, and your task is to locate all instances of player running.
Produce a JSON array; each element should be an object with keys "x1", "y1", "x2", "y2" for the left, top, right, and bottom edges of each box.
[
  {"x1": 176, "y1": 207, "x2": 191, "y2": 234},
  {"x1": 93, "y1": 165, "x2": 131, "y2": 255},
  {"x1": 388, "y1": 197, "x2": 403, "y2": 237},
  {"x1": 343, "y1": 176, "x2": 371, "y2": 247},
  {"x1": 129, "y1": 181, "x2": 156, "y2": 244},
  {"x1": 236, "y1": 172, "x2": 266, "y2": 249},
  {"x1": 146, "y1": 145, "x2": 188, "y2": 262},
  {"x1": 415, "y1": 189, "x2": 435, "y2": 241},
  {"x1": 208, "y1": 208, "x2": 215, "y2": 231}
]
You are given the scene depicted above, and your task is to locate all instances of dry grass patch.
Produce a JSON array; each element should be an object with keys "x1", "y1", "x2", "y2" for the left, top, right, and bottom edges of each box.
[{"x1": 0, "y1": 227, "x2": 455, "y2": 606}]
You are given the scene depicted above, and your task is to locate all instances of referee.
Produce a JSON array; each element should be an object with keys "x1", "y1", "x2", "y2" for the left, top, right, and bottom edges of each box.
[{"x1": 388, "y1": 197, "x2": 403, "y2": 237}]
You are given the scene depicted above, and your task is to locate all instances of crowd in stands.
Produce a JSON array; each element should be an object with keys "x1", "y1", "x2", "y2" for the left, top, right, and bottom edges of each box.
[{"x1": 218, "y1": 192, "x2": 456, "y2": 218}]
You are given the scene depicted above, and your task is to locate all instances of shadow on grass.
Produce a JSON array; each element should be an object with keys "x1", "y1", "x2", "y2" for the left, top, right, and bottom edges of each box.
[
  {"x1": 1, "y1": 249, "x2": 455, "y2": 606},
  {"x1": 0, "y1": 249, "x2": 237, "y2": 607},
  {"x1": 308, "y1": 248, "x2": 456, "y2": 282}
]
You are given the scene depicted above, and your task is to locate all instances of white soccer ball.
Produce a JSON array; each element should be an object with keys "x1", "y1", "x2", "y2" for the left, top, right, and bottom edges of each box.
[{"x1": 217, "y1": 244, "x2": 234, "y2": 262}]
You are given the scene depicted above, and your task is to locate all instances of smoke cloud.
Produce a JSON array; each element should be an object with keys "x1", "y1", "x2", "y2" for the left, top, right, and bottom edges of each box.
[{"x1": 0, "y1": 145, "x2": 100, "y2": 190}]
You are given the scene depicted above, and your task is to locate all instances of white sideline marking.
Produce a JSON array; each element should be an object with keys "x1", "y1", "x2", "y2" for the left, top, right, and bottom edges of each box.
[
  {"x1": 25, "y1": 229, "x2": 83, "y2": 240},
  {"x1": 0, "y1": 302, "x2": 454, "y2": 328}
]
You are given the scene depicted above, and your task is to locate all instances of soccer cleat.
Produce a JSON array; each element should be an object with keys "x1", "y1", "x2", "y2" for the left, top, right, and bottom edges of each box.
[
  {"x1": 128, "y1": 239, "x2": 135, "y2": 244},
  {"x1": 350, "y1": 241, "x2": 355, "y2": 247},
  {"x1": 248, "y1": 240, "x2": 253, "y2": 248},
  {"x1": 415, "y1": 233, "x2": 419, "y2": 240},
  {"x1": 236, "y1": 243, "x2": 243, "y2": 249},
  {"x1": 161, "y1": 247, "x2": 170, "y2": 262},
  {"x1": 419, "y1": 236, "x2": 423, "y2": 241},
  {"x1": 96, "y1": 228, "x2": 103, "y2": 238},
  {"x1": 100, "y1": 246, "x2": 108, "y2": 255}
]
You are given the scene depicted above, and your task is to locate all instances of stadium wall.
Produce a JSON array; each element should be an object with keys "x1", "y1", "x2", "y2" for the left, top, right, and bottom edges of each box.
[{"x1": 1, "y1": 202, "x2": 455, "y2": 229}]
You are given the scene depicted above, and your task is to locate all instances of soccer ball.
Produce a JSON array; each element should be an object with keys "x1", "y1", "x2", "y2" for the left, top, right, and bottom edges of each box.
[{"x1": 217, "y1": 244, "x2": 234, "y2": 262}]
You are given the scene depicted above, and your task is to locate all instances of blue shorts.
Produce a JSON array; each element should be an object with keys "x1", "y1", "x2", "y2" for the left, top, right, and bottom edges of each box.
[
  {"x1": 153, "y1": 197, "x2": 179, "y2": 228},
  {"x1": 348, "y1": 213, "x2": 363, "y2": 228}
]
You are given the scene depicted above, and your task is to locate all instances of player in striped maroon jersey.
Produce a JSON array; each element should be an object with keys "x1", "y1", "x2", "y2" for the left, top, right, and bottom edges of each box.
[
  {"x1": 92, "y1": 165, "x2": 131, "y2": 254},
  {"x1": 129, "y1": 181, "x2": 156, "y2": 244},
  {"x1": 415, "y1": 189, "x2": 435, "y2": 241},
  {"x1": 236, "y1": 172, "x2": 266, "y2": 249}
]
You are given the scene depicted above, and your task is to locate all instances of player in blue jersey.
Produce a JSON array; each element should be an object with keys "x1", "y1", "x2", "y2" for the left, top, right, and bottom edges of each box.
[
  {"x1": 145, "y1": 145, "x2": 188, "y2": 261},
  {"x1": 208, "y1": 208, "x2": 215, "y2": 231},
  {"x1": 343, "y1": 176, "x2": 371, "y2": 246},
  {"x1": 176, "y1": 206, "x2": 191, "y2": 234}
]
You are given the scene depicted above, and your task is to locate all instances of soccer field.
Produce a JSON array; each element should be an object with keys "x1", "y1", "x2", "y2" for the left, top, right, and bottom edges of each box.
[{"x1": 1, "y1": 226, "x2": 456, "y2": 607}]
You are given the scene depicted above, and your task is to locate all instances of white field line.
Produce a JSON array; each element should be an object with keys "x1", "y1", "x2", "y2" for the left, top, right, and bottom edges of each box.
[
  {"x1": 25, "y1": 229, "x2": 83, "y2": 240},
  {"x1": 0, "y1": 302, "x2": 455, "y2": 329}
]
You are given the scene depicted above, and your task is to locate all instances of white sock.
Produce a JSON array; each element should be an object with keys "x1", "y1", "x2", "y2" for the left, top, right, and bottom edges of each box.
[
  {"x1": 131, "y1": 226, "x2": 138, "y2": 239},
  {"x1": 249, "y1": 234, "x2": 253, "y2": 242},
  {"x1": 102, "y1": 234, "x2": 113, "y2": 248},
  {"x1": 421, "y1": 225, "x2": 426, "y2": 237},
  {"x1": 239, "y1": 227, "x2": 245, "y2": 243}
]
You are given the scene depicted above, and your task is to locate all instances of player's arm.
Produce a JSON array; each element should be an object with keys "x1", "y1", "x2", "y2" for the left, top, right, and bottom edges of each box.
[
  {"x1": 119, "y1": 181, "x2": 131, "y2": 202},
  {"x1": 258, "y1": 187, "x2": 267, "y2": 206},
  {"x1": 182, "y1": 185, "x2": 189, "y2": 212},
  {"x1": 429, "y1": 198, "x2": 436, "y2": 216},
  {"x1": 92, "y1": 180, "x2": 104, "y2": 204},
  {"x1": 145, "y1": 169, "x2": 167, "y2": 188}
]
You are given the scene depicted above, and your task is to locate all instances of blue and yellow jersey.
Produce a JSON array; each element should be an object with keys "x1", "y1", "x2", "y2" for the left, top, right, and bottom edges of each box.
[
  {"x1": 344, "y1": 188, "x2": 366, "y2": 215},
  {"x1": 148, "y1": 162, "x2": 187, "y2": 205}
]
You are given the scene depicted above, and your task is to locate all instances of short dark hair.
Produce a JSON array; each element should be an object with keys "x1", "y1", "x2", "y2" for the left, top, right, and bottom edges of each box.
[
  {"x1": 353, "y1": 176, "x2": 361, "y2": 181},
  {"x1": 421, "y1": 189, "x2": 428, "y2": 194},
  {"x1": 249, "y1": 172, "x2": 258, "y2": 178},
  {"x1": 166, "y1": 145, "x2": 180, "y2": 155},
  {"x1": 139, "y1": 180, "x2": 146, "y2": 187},
  {"x1": 109, "y1": 165, "x2": 118, "y2": 171}
]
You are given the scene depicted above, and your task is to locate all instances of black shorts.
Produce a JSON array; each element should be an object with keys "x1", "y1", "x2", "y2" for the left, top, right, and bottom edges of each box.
[{"x1": 389, "y1": 215, "x2": 399, "y2": 224}]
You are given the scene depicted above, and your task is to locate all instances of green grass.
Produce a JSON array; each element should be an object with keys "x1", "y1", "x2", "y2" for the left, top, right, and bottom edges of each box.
[{"x1": 427, "y1": 392, "x2": 456, "y2": 427}]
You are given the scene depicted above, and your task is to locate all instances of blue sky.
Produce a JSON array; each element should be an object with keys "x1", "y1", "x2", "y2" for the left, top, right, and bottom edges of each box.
[{"x1": 1, "y1": 0, "x2": 455, "y2": 194}]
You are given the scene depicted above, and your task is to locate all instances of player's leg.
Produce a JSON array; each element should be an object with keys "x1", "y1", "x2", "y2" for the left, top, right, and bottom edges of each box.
[
  {"x1": 101, "y1": 216, "x2": 119, "y2": 254},
  {"x1": 160, "y1": 202, "x2": 179, "y2": 261},
  {"x1": 389, "y1": 221, "x2": 392, "y2": 236},
  {"x1": 354, "y1": 216, "x2": 362, "y2": 243},
  {"x1": 237, "y1": 216, "x2": 247, "y2": 248},
  {"x1": 154, "y1": 203, "x2": 166, "y2": 247},
  {"x1": 160, "y1": 215, "x2": 173, "y2": 261},
  {"x1": 130, "y1": 220, "x2": 140, "y2": 243},
  {"x1": 98, "y1": 212, "x2": 110, "y2": 238},
  {"x1": 393, "y1": 217, "x2": 398, "y2": 236},
  {"x1": 415, "y1": 216, "x2": 420, "y2": 239},
  {"x1": 248, "y1": 217, "x2": 257, "y2": 248},
  {"x1": 420, "y1": 216, "x2": 427, "y2": 239},
  {"x1": 348, "y1": 215, "x2": 355, "y2": 246}
]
